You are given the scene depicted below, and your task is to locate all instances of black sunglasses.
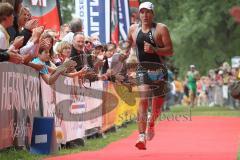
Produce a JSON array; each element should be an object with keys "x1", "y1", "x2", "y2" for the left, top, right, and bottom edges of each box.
[{"x1": 85, "y1": 41, "x2": 92, "y2": 44}]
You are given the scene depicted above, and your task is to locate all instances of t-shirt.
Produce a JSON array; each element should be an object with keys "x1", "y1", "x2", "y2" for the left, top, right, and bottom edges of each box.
[
  {"x1": 0, "y1": 25, "x2": 10, "y2": 50},
  {"x1": 174, "y1": 80, "x2": 183, "y2": 92},
  {"x1": 32, "y1": 57, "x2": 49, "y2": 74}
]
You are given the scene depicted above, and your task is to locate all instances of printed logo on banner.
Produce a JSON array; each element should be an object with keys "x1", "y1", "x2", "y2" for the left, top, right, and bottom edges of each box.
[
  {"x1": 71, "y1": 102, "x2": 86, "y2": 114},
  {"x1": 23, "y1": 0, "x2": 56, "y2": 16}
]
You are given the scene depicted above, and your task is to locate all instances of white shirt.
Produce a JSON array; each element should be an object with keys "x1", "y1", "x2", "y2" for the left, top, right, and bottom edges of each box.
[
  {"x1": 20, "y1": 41, "x2": 39, "y2": 56},
  {"x1": 0, "y1": 25, "x2": 10, "y2": 50}
]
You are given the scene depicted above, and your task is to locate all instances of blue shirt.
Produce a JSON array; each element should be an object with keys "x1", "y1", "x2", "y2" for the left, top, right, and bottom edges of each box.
[{"x1": 32, "y1": 57, "x2": 49, "y2": 74}]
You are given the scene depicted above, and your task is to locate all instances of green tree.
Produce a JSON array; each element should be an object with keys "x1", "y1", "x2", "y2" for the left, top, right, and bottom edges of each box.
[{"x1": 59, "y1": 0, "x2": 74, "y2": 23}]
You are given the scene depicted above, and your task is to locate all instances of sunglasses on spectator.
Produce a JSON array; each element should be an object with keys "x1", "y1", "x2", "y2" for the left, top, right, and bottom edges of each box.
[{"x1": 85, "y1": 41, "x2": 92, "y2": 44}]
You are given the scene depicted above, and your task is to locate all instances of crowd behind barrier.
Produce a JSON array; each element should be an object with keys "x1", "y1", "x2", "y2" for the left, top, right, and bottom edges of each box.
[
  {"x1": 0, "y1": 62, "x2": 138, "y2": 149},
  {"x1": 165, "y1": 62, "x2": 240, "y2": 110}
]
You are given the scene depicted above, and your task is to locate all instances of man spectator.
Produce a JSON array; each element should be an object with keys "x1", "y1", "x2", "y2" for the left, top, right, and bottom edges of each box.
[{"x1": 70, "y1": 32, "x2": 93, "y2": 71}]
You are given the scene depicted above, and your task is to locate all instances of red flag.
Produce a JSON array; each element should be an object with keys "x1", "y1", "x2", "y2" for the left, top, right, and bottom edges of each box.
[
  {"x1": 111, "y1": 0, "x2": 119, "y2": 44},
  {"x1": 23, "y1": 0, "x2": 61, "y2": 32}
]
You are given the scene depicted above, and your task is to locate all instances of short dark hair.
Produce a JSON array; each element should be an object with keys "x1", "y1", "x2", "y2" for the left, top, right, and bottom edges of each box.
[
  {"x1": 73, "y1": 32, "x2": 85, "y2": 39},
  {"x1": 106, "y1": 42, "x2": 116, "y2": 51},
  {"x1": 69, "y1": 18, "x2": 83, "y2": 33},
  {"x1": 0, "y1": 3, "x2": 14, "y2": 23}
]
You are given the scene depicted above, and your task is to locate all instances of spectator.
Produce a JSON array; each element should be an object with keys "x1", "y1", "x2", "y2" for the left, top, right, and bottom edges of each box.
[
  {"x1": 56, "y1": 41, "x2": 71, "y2": 65},
  {"x1": 101, "y1": 42, "x2": 117, "y2": 75},
  {"x1": 59, "y1": 23, "x2": 70, "y2": 41},
  {"x1": 70, "y1": 32, "x2": 93, "y2": 71},
  {"x1": 174, "y1": 76, "x2": 183, "y2": 105},
  {"x1": 0, "y1": 2, "x2": 14, "y2": 50}
]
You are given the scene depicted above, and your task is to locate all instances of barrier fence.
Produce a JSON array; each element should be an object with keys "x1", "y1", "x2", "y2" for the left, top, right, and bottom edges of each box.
[{"x1": 0, "y1": 63, "x2": 138, "y2": 149}]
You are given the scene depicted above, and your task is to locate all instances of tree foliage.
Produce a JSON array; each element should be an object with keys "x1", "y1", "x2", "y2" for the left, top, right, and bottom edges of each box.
[{"x1": 59, "y1": 0, "x2": 74, "y2": 23}]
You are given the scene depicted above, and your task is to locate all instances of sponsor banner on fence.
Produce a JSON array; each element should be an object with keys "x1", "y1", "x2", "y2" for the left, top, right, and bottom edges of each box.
[
  {"x1": 82, "y1": 80, "x2": 103, "y2": 135},
  {"x1": 40, "y1": 78, "x2": 68, "y2": 144},
  {"x1": 49, "y1": 76, "x2": 85, "y2": 143},
  {"x1": 101, "y1": 82, "x2": 118, "y2": 132},
  {"x1": 75, "y1": 0, "x2": 111, "y2": 43},
  {"x1": 109, "y1": 82, "x2": 138, "y2": 126},
  {"x1": 0, "y1": 63, "x2": 41, "y2": 149},
  {"x1": 23, "y1": 0, "x2": 61, "y2": 32}
]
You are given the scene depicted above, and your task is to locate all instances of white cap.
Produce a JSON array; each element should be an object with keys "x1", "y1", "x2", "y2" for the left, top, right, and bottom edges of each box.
[
  {"x1": 190, "y1": 65, "x2": 195, "y2": 68},
  {"x1": 139, "y1": 2, "x2": 154, "y2": 12},
  {"x1": 218, "y1": 70, "x2": 223, "y2": 75}
]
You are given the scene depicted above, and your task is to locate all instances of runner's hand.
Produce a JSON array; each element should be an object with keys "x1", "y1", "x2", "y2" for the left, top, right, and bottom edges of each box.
[{"x1": 144, "y1": 41, "x2": 155, "y2": 54}]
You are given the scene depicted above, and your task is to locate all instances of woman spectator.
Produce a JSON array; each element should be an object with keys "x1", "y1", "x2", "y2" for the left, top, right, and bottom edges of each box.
[{"x1": 56, "y1": 41, "x2": 72, "y2": 65}]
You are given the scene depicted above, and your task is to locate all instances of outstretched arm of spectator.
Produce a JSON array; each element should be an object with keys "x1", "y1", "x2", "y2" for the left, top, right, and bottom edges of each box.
[
  {"x1": 20, "y1": 26, "x2": 44, "y2": 55},
  {"x1": 27, "y1": 62, "x2": 44, "y2": 71},
  {"x1": 41, "y1": 68, "x2": 65, "y2": 85},
  {"x1": 20, "y1": 19, "x2": 39, "y2": 46}
]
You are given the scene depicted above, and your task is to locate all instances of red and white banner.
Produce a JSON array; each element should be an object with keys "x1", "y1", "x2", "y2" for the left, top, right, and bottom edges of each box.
[{"x1": 23, "y1": 0, "x2": 61, "y2": 32}]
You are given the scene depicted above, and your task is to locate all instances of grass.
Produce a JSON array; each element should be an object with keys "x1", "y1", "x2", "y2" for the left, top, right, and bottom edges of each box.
[
  {"x1": 0, "y1": 106, "x2": 239, "y2": 160},
  {"x1": 238, "y1": 148, "x2": 240, "y2": 160},
  {"x1": 170, "y1": 105, "x2": 240, "y2": 117}
]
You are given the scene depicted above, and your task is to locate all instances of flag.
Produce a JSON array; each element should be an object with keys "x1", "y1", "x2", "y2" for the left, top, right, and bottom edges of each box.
[
  {"x1": 75, "y1": 0, "x2": 111, "y2": 44},
  {"x1": 110, "y1": 0, "x2": 119, "y2": 44},
  {"x1": 23, "y1": 0, "x2": 61, "y2": 32},
  {"x1": 118, "y1": 0, "x2": 130, "y2": 40}
]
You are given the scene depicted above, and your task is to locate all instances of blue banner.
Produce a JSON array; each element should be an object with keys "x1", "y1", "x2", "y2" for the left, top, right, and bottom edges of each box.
[
  {"x1": 118, "y1": 0, "x2": 130, "y2": 40},
  {"x1": 76, "y1": 0, "x2": 111, "y2": 43}
]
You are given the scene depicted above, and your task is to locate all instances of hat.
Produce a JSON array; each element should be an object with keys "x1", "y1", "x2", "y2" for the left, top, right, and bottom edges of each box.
[
  {"x1": 190, "y1": 65, "x2": 195, "y2": 68},
  {"x1": 218, "y1": 70, "x2": 223, "y2": 75},
  {"x1": 139, "y1": 2, "x2": 154, "y2": 12}
]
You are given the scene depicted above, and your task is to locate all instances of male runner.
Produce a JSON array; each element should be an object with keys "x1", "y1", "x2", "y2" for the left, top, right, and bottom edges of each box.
[{"x1": 127, "y1": 2, "x2": 173, "y2": 150}]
